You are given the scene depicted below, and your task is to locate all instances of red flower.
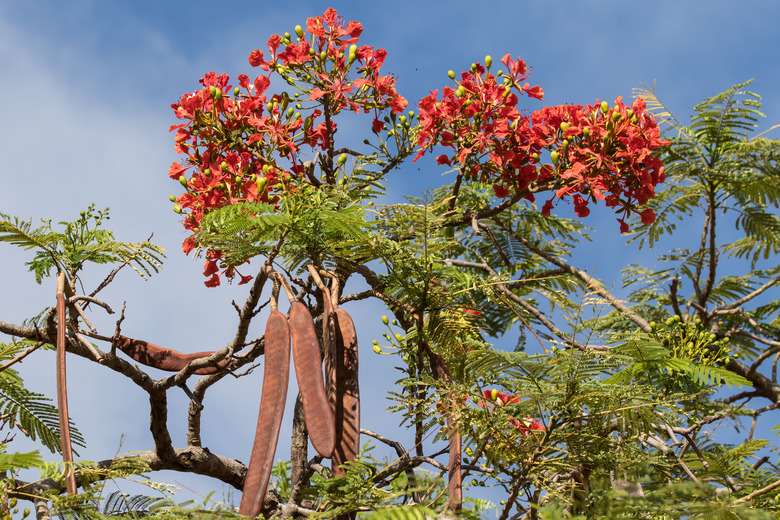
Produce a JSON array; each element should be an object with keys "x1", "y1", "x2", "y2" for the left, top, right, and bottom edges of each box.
[
  {"x1": 436, "y1": 154, "x2": 452, "y2": 166},
  {"x1": 640, "y1": 208, "x2": 656, "y2": 224},
  {"x1": 248, "y1": 49, "x2": 266, "y2": 68},
  {"x1": 168, "y1": 162, "x2": 188, "y2": 180}
]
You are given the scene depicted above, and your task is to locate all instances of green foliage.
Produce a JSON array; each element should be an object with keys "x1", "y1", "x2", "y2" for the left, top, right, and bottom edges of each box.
[
  {"x1": 631, "y1": 80, "x2": 780, "y2": 264},
  {"x1": 0, "y1": 204, "x2": 164, "y2": 285},
  {"x1": 0, "y1": 340, "x2": 85, "y2": 454}
]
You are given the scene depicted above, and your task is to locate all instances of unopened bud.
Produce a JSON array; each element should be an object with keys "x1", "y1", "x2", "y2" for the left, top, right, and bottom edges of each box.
[
  {"x1": 295, "y1": 25, "x2": 304, "y2": 38},
  {"x1": 448, "y1": 70, "x2": 456, "y2": 80},
  {"x1": 484, "y1": 55, "x2": 492, "y2": 69}
]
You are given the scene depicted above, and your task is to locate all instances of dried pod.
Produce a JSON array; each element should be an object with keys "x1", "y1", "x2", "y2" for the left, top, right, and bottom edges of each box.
[
  {"x1": 322, "y1": 289, "x2": 337, "y2": 417},
  {"x1": 331, "y1": 308, "x2": 360, "y2": 476},
  {"x1": 239, "y1": 311, "x2": 291, "y2": 517},
  {"x1": 113, "y1": 336, "x2": 229, "y2": 375},
  {"x1": 55, "y1": 273, "x2": 77, "y2": 495},
  {"x1": 290, "y1": 301, "x2": 336, "y2": 458},
  {"x1": 447, "y1": 411, "x2": 462, "y2": 513}
]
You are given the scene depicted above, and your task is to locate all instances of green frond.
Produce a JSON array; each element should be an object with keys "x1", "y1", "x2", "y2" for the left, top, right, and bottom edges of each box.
[
  {"x1": 0, "y1": 205, "x2": 165, "y2": 284},
  {"x1": 364, "y1": 505, "x2": 435, "y2": 520},
  {"x1": 0, "y1": 351, "x2": 86, "y2": 453},
  {"x1": 0, "y1": 449, "x2": 45, "y2": 472}
]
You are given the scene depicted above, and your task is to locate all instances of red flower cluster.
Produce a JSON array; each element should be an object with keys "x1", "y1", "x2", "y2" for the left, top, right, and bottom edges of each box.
[
  {"x1": 479, "y1": 389, "x2": 545, "y2": 437},
  {"x1": 415, "y1": 55, "x2": 668, "y2": 231},
  {"x1": 168, "y1": 8, "x2": 406, "y2": 286}
]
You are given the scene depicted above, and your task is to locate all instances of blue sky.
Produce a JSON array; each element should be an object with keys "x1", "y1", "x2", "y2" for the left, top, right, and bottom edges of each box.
[{"x1": 1, "y1": 0, "x2": 779, "y2": 513}]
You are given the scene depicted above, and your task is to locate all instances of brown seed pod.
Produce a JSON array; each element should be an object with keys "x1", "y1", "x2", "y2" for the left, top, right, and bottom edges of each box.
[
  {"x1": 331, "y1": 308, "x2": 360, "y2": 476},
  {"x1": 113, "y1": 335, "x2": 229, "y2": 374},
  {"x1": 290, "y1": 301, "x2": 336, "y2": 458},
  {"x1": 447, "y1": 412, "x2": 462, "y2": 513},
  {"x1": 322, "y1": 289, "x2": 337, "y2": 417},
  {"x1": 430, "y1": 351, "x2": 461, "y2": 513},
  {"x1": 55, "y1": 273, "x2": 77, "y2": 495},
  {"x1": 239, "y1": 310, "x2": 291, "y2": 518}
]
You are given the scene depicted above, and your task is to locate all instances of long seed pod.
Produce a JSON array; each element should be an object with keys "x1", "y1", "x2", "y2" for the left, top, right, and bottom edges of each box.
[
  {"x1": 290, "y1": 301, "x2": 336, "y2": 458},
  {"x1": 331, "y1": 308, "x2": 360, "y2": 476},
  {"x1": 55, "y1": 272, "x2": 77, "y2": 495},
  {"x1": 322, "y1": 288, "x2": 337, "y2": 420},
  {"x1": 446, "y1": 411, "x2": 462, "y2": 513},
  {"x1": 430, "y1": 352, "x2": 461, "y2": 513},
  {"x1": 113, "y1": 336, "x2": 229, "y2": 374},
  {"x1": 239, "y1": 310, "x2": 291, "y2": 518}
]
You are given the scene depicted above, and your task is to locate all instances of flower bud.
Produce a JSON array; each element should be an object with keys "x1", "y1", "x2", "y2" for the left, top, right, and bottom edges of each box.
[
  {"x1": 169, "y1": 195, "x2": 177, "y2": 202},
  {"x1": 373, "y1": 344, "x2": 382, "y2": 354},
  {"x1": 484, "y1": 55, "x2": 492, "y2": 69},
  {"x1": 179, "y1": 175, "x2": 188, "y2": 187},
  {"x1": 221, "y1": 161, "x2": 229, "y2": 171},
  {"x1": 551, "y1": 151, "x2": 560, "y2": 166},
  {"x1": 382, "y1": 315, "x2": 389, "y2": 325},
  {"x1": 560, "y1": 122, "x2": 569, "y2": 132},
  {"x1": 395, "y1": 333, "x2": 404, "y2": 342},
  {"x1": 582, "y1": 127, "x2": 590, "y2": 137},
  {"x1": 448, "y1": 70, "x2": 456, "y2": 80},
  {"x1": 256, "y1": 176, "x2": 267, "y2": 193},
  {"x1": 490, "y1": 389, "x2": 498, "y2": 401},
  {"x1": 173, "y1": 204, "x2": 183, "y2": 214},
  {"x1": 209, "y1": 85, "x2": 217, "y2": 97},
  {"x1": 600, "y1": 100, "x2": 609, "y2": 114},
  {"x1": 338, "y1": 153, "x2": 348, "y2": 165},
  {"x1": 611, "y1": 111, "x2": 620, "y2": 123},
  {"x1": 295, "y1": 25, "x2": 304, "y2": 38}
]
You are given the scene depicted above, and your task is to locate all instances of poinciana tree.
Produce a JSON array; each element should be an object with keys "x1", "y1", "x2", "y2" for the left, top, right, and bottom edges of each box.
[{"x1": 0, "y1": 8, "x2": 779, "y2": 520}]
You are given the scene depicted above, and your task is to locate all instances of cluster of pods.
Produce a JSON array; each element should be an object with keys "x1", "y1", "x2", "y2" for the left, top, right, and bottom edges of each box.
[{"x1": 53, "y1": 266, "x2": 462, "y2": 516}]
